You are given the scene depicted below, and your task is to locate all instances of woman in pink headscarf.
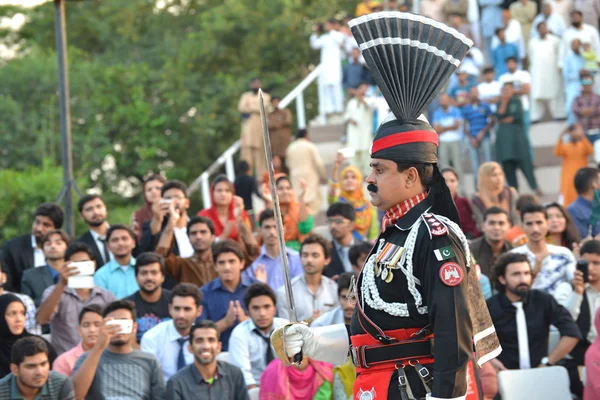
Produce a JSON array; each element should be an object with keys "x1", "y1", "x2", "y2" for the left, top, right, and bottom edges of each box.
[
  {"x1": 585, "y1": 308, "x2": 600, "y2": 399},
  {"x1": 259, "y1": 357, "x2": 333, "y2": 400}
]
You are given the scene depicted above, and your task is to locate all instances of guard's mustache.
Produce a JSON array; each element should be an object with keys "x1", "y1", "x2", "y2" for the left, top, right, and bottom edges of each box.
[{"x1": 367, "y1": 184, "x2": 378, "y2": 193}]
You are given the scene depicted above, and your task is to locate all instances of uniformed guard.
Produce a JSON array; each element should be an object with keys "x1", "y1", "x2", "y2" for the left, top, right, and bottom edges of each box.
[{"x1": 270, "y1": 11, "x2": 502, "y2": 400}]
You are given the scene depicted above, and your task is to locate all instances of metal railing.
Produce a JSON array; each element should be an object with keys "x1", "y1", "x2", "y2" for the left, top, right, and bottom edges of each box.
[{"x1": 188, "y1": 64, "x2": 324, "y2": 208}]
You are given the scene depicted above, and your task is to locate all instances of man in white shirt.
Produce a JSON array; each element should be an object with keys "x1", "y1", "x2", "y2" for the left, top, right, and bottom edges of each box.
[
  {"x1": 559, "y1": 10, "x2": 600, "y2": 69},
  {"x1": 311, "y1": 272, "x2": 356, "y2": 328},
  {"x1": 531, "y1": 2, "x2": 566, "y2": 39},
  {"x1": 491, "y1": 9, "x2": 527, "y2": 61},
  {"x1": 229, "y1": 283, "x2": 287, "y2": 389},
  {"x1": 478, "y1": 67, "x2": 502, "y2": 112},
  {"x1": 141, "y1": 283, "x2": 203, "y2": 382},
  {"x1": 276, "y1": 234, "x2": 339, "y2": 324},
  {"x1": 432, "y1": 93, "x2": 465, "y2": 179},
  {"x1": 510, "y1": 204, "x2": 576, "y2": 296}
]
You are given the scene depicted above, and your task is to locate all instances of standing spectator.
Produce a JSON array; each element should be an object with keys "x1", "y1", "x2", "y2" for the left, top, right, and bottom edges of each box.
[
  {"x1": 420, "y1": 0, "x2": 447, "y2": 22},
  {"x1": 1, "y1": 203, "x2": 63, "y2": 292},
  {"x1": 229, "y1": 283, "x2": 288, "y2": 389},
  {"x1": 0, "y1": 260, "x2": 40, "y2": 335},
  {"x1": 574, "y1": 0, "x2": 600, "y2": 30},
  {"x1": 238, "y1": 78, "x2": 270, "y2": 178},
  {"x1": 529, "y1": 21, "x2": 566, "y2": 122},
  {"x1": 132, "y1": 175, "x2": 166, "y2": 244},
  {"x1": 460, "y1": 45, "x2": 486, "y2": 84},
  {"x1": 310, "y1": 19, "x2": 345, "y2": 116},
  {"x1": 21, "y1": 230, "x2": 69, "y2": 307},
  {"x1": 531, "y1": 3, "x2": 566, "y2": 39},
  {"x1": 37, "y1": 243, "x2": 115, "y2": 355},
  {"x1": 323, "y1": 203, "x2": 358, "y2": 278},
  {"x1": 545, "y1": 202, "x2": 581, "y2": 250},
  {"x1": 285, "y1": 130, "x2": 326, "y2": 217},
  {"x1": 141, "y1": 283, "x2": 203, "y2": 382},
  {"x1": 471, "y1": 162, "x2": 520, "y2": 228},
  {"x1": 442, "y1": 167, "x2": 481, "y2": 238},
  {"x1": 559, "y1": 11, "x2": 600, "y2": 70},
  {"x1": 311, "y1": 272, "x2": 356, "y2": 328},
  {"x1": 443, "y1": 0, "x2": 469, "y2": 20},
  {"x1": 470, "y1": 207, "x2": 513, "y2": 277},
  {"x1": 342, "y1": 48, "x2": 368, "y2": 96},
  {"x1": 93, "y1": 225, "x2": 139, "y2": 299},
  {"x1": 549, "y1": 0, "x2": 574, "y2": 26},
  {"x1": 166, "y1": 321, "x2": 249, "y2": 400},
  {"x1": 276, "y1": 234, "x2": 339, "y2": 324},
  {"x1": 478, "y1": 67, "x2": 502, "y2": 112},
  {"x1": 0, "y1": 337, "x2": 74, "y2": 400},
  {"x1": 200, "y1": 240, "x2": 254, "y2": 351},
  {"x1": 76, "y1": 194, "x2": 112, "y2": 267},
  {"x1": 52, "y1": 304, "x2": 103, "y2": 377},
  {"x1": 260, "y1": 357, "x2": 333, "y2": 399},
  {"x1": 344, "y1": 83, "x2": 374, "y2": 174},
  {"x1": 487, "y1": 253, "x2": 580, "y2": 371},
  {"x1": 449, "y1": 69, "x2": 475, "y2": 107},
  {"x1": 492, "y1": 10, "x2": 527, "y2": 62},
  {"x1": 495, "y1": 83, "x2": 540, "y2": 192},
  {"x1": 447, "y1": 12, "x2": 473, "y2": 38},
  {"x1": 509, "y1": 0, "x2": 538, "y2": 49},
  {"x1": 243, "y1": 209, "x2": 303, "y2": 291},
  {"x1": 72, "y1": 300, "x2": 166, "y2": 399},
  {"x1": 567, "y1": 167, "x2": 600, "y2": 238},
  {"x1": 268, "y1": 96, "x2": 293, "y2": 173},
  {"x1": 461, "y1": 87, "x2": 494, "y2": 183},
  {"x1": 492, "y1": 28, "x2": 521, "y2": 78},
  {"x1": 563, "y1": 39, "x2": 585, "y2": 124},
  {"x1": 555, "y1": 123, "x2": 594, "y2": 206},
  {"x1": 510, "y1": 203, "x2": 576, "y2": 295},
  {"x1": 573, "y1": 72, "x2": 600, "y2": 144},
  {"x1": 125, "y1": 253, "x2": 172, "y2": 342},
  {"x1": 480, "y1": 0, "x2": 505, "y2": 60},
  {"x1": 432, "y1": 93, "x2": 465, "y2": 179},
  {"x1": 234, "y1": 161, "x2": 263, "y2": 224}
]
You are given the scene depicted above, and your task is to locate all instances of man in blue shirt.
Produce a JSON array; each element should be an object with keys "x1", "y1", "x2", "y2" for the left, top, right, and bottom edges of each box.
[
  {"x1": 449, "y1": 69, "x2": 474, "y2": 108},
  {"x1": 200, "y1": 240, "x2": 255, "y2": 351},
  {"x1": 493, "y1": 27, "x2": 519, "y2": 77},
  {"x1": 568, "y1": 167, "x2": 600, "y2": 238},
  {"x1": 243, "y1": 209, "x2": 302, "y2": 292},
  {"x1": 461, "y1": 87, "x2": 494, "y2": 186},
  {"x1": 432, "y1": 93, "x2": 465, "y2": 180},
  {"x1": 342, "y1": 48, "x2": 368, "y2": 96}
]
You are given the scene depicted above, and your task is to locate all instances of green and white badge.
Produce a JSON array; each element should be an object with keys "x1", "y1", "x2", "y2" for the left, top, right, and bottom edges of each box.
[{"x1": 434, "y1": 245, "x2": 455, "y2": 261}]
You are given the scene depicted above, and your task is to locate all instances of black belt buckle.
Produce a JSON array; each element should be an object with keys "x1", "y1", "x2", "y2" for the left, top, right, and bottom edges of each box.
[
  {"x1": 410, "y1": 325, "x2": 432, "y2": 339},
  {"x1": 376, "y1": 334, "x2": 399, "y2": 345}
]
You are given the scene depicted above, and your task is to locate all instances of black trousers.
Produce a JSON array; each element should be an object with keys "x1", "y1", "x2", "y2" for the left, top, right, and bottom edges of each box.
[{"x1": 501, "y1": 159, "x2": 538, "y2": 191}]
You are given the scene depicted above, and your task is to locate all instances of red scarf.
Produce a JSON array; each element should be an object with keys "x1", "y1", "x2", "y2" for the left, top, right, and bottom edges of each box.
[{"x1": 381, "y1": 191, "x2": 428, "y2": 231}]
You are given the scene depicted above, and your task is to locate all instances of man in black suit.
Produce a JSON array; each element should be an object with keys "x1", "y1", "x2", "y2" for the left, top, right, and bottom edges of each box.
[
  {"x1": 323, "y1": 202, "x2": 356, "y2": 279},
  {"x1": 76, "y1": 194, "x2": 112, "y2": 268},
  {"x1": 1, "y1": 203, "x2": 64, "y2": 292}
]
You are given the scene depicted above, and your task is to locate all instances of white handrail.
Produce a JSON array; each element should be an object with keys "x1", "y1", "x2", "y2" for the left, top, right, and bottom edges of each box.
[{"x1": 188, "y1": 64, "x2": 323, "y2": 207}]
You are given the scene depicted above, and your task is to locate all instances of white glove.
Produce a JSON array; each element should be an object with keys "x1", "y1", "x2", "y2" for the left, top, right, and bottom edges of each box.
[{"x1": 284, "y1": 323, "x2": 349, "y2": 366}]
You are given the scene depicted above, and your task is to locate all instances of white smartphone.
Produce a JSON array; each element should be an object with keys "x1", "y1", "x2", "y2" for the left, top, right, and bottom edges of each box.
[
  {"x1": 68, "y1": 276, "x2": 95, "y2": 289},
  {"x1": 69, "y1": 261, "x2": 95, "y2": 276},
  {"x1": 106, "y1": 319, "x2": 133, "y2": 334},
  {"x1": 339, "y1": 147, "x2": 356, "y2": 158},
  {"x1": 159, "y1": 199, "x2": 173, "y2": 204}
]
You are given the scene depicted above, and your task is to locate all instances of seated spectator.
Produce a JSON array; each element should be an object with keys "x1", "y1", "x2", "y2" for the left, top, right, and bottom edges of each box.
[
  {"x1": 37, "y1": 243, "x2": 114, "y2": 354},
  {"x1": 323, "y1": 203, "x2": 358, "y2": 278},
  {"x1": 200, "y1": 240, "x2": 254, "y2": 351},
  {"x1": 585, "y1": 308, "x2": 600, "y2": 400},
  {"x1": 510, "y1": 204, "x2": 576, "y2": 295},
  {"x1": 442, "y1": 167, "x2": 481, "y2": 238},
  {"x1": 555, "y1": 124, "x2": 594, "y2": 207},
  {"x1": 0, "y1": 294, "x2": 57, "y2": 379},
  {"x1": 432, "y1": 93, "x2": 464, "y2": 179},
  {"x1": 94, "y1": 224, "x2": 139, "y2": 299},
  {"x1": 545, "y1": 202, "x2": 581, "y2": 251},
  {"x1": 469, "y1": 207, "x2": 512, "y2": 278},
  {"x1": 471, "y1": 162, "x2": 519, "y2": 229},
  {"x1": 198, "y1": 175, "x2": 253, "y2": 242},
  {"x1": 229, "y1": 283, "x2": 288, "y2": 389},
  {"x1": 52, "y1": 304, "x2": 102, "y2": 377},
  {"x1": 312, "y1": 272, "x2": 355, "y2": 328},
  {"x1": 259, "y1": 357, "x2": 333, "y2": 399},
  {"x1": 243, "y1": 209, "x2": 302, "y2": 291},
  {"x1": 487, "y1": 253, "x2": 580, "y2": 372},
  {"x1": 568, "y1": 167, "x2": 600, "y2": 238},
  {"x1": 132, "y1": 175, "x2": 166, "y2": 243},
  {"x1": 505, "y1": 194, "x2": 540, "y2": 247},
  {"x1": 277, "y1": 234, "x2": 339, "y2": 324},
  {"x1": 1, "y1": 202, "x2": 64, "y2": 292},
  {"x1": 72, "y1": 300, "x2": 166, "y2": 399},
  {"x1": 328, "y1": 155, "x2": 379, "y2": 241},
  {"x1": 0, "y1": 336, "x2": 74, "y2": 399},
  {"x1": 166, "y1": 320, "x2": 249, "y2": 400},
  {"x1": 0, "y1": 257, "x2": 40, "y2": 334},
  {"x1": 125, "y1": 252, "x2": 171, "y2": 342},
  {"x1": 76, "y1": 194, "x2": 112, "y2": 267},
  {"x1": 142, "y1": 283, "x2": 202, "y2": 382},
  {"x1": 348, "y1": 241, "x2": 372, "y2": 273},
  {"x1": 21, "y1": 230, "x2": 69, "y2": 307}
]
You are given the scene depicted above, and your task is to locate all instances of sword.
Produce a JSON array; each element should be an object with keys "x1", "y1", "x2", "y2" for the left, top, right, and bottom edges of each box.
[{"x1": 259, "y1": 89, "x2": 303, "y2": 365}]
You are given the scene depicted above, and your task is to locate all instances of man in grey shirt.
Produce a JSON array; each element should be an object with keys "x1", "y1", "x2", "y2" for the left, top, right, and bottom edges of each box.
[
  {"x1": 167, "y1": 320, "x2": 249, "y2": 400},
  {"x1": 72, "y1": 300, "x2": 165, "y2": 399}
]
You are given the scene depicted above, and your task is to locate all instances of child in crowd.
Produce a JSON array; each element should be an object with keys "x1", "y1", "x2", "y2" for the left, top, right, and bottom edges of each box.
[{"x1": 582, "y1": 42, "x2": 598, "y2": 75}]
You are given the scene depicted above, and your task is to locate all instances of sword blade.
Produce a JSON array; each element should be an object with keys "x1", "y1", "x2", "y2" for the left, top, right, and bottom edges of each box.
[{"x1": 259, "y1": 89, "x2": 298, "y2": 323}]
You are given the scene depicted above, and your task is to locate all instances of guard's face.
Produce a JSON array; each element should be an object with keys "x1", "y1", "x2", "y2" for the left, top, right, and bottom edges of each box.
[{"x1": 366, "y1": 158, "x2": 415, "y2": 211}]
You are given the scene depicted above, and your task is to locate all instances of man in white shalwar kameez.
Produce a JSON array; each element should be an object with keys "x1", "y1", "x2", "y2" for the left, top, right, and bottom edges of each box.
[
  {"x1": 558, "y1": 11, "x2": 600, "y2": 69},
  {"x1": 531, "y1": 3, "x2": 566, "y2": 39},
  {"x1": 310, "y1": 20, "x2": 345, "y2": 116},
  {"x1": 529, "y1": 22, "x2": 566, "y2": 121},
  {"x1": 344, "y1": 83, "x2": 374, "y2": 175}
]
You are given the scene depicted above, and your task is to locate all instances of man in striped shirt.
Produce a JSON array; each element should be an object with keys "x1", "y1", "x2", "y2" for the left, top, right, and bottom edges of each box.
[{"x1": 461, "y1": 86, "x2": 494, "y2": 186}]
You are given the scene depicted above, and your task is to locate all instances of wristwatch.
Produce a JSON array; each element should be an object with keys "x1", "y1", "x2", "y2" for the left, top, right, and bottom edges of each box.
[{"x1": 541, "y1": 357, "x2": 553, "y2": 366}]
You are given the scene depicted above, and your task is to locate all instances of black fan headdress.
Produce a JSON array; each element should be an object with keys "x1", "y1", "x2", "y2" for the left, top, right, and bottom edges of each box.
[{"x1": 349, "y1": 12, "x2": 473, "y2": 224}]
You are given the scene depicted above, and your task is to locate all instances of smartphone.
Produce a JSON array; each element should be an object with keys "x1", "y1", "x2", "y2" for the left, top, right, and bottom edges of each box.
[
  {"x1": 339, "y1": 147, "x2": 356, "y2": 159},
  {"x1": 577, "y1": 260, "x2": 590, "y2": 283},
  {"x1": 106, "y1": 319, "x2": 133, "y2": 334},
  {"x1": 68, "y1": 276, "x2": 95, "y2": 289},
  {"x1": 69, "y1": 261, "x2": 95, "y2": 276},
  {"x1": 159, "y1": 199, "x2": 173, "y2": 204}
]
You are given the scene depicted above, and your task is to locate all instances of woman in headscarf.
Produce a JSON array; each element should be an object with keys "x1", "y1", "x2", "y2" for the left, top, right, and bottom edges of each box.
[
  {"x1": 545, "y1": 202, "x2": 581, "y2": 251},
  {"x1": 471, "y1": 161, "x2": 519, "y2": 229},
  {"x1": 328, "y1": 152, "x2": 379, "y2": 241},
  {"x1": 0, "y1": 294, "x2": 56, "y2": 379},
  {"x1": 259, "y1": 357, "x2": 333, "y2": 400},
  {"x1": 442, "y1": 167, "x2": 481, "y2": 239},
  {"x1": 132, "y1": 174, "x2": 166, "y2": 243}
]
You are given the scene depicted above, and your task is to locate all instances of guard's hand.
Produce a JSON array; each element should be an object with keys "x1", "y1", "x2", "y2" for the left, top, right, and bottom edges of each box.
[
  {"x1": 573, "y1": 270, "x2": 586, "y2": 295},
  {"x1": 490, "y1": 358, "x2": 507, "y2": 372},
  {"x1": 284, "y1": 323, "x2": 315, "y2": 360}
]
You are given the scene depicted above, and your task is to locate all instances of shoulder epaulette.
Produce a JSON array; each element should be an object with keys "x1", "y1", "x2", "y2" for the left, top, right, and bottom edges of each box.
[{"x1": 421, "y1": 213, "x2": 448, "y2": 238}]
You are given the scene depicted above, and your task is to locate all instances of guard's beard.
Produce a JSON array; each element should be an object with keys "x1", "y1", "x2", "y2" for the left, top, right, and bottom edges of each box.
[{"x1": 367, "y1": 184, "x2": 378, "y2": 193}]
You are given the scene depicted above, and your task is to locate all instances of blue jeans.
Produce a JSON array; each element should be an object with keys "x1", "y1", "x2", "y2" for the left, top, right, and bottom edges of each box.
[{"x1": 468, "y1": 136, "x2": 493, "y2": 187}]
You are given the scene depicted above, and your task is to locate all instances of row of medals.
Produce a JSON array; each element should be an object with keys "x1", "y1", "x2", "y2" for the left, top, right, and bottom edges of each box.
[{"x1": 374, "y1": 242, "x2": 406, "y2": 283}]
